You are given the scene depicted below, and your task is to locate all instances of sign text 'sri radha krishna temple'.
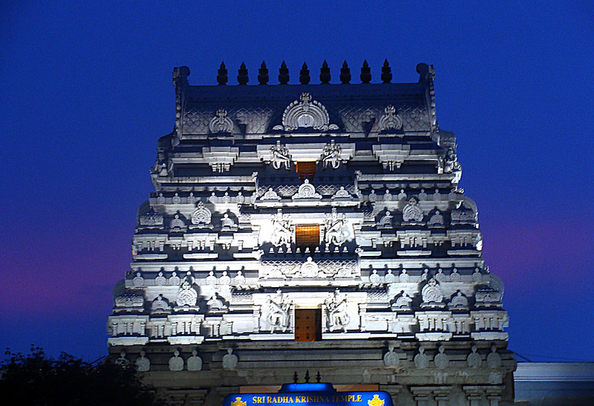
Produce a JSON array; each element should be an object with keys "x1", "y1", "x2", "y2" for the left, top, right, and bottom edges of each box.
[{"x1": 107, "y1": 61, "x2": 516, "y2": 405}]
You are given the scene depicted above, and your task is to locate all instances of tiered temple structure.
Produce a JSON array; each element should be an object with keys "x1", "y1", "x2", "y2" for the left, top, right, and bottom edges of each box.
[{"x1": 107, "y1": 61, "x2": 516, "y2": 405}]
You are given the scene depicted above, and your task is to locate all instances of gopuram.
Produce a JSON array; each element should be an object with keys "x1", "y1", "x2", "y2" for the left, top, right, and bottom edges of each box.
[{"x1": 107, "y1": 61, "x2": 516, "y2": 405}]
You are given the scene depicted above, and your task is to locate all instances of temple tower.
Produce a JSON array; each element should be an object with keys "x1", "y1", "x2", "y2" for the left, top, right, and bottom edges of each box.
[{"x1": 107, "y1": 61, "x2": 515, "y2": 405}]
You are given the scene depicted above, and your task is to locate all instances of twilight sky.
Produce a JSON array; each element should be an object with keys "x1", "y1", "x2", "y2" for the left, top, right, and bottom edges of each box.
[{"x1": 1, "y1": 1, "x2": 593, "y2": 363}]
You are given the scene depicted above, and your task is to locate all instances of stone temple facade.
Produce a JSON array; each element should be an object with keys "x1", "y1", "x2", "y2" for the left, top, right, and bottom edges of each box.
[{"x1": 107, "y1": 61, "x2": 516, "y2": 405}]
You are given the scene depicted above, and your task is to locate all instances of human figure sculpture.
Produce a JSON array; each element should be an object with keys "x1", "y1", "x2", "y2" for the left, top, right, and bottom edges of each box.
[
  {"x1": 135, "y1": 350, "x2": 150, "y2": 372},
  {"x1": 428, "y1": 210, "x2": 444, "y2": 227},
  {"x1": 221, "y1": 213, "x2": 235, "y2": 229},
  {"x1": 222, "y1": 348, "x2": 238, "y2": 370},
  {"x1": 487, "y1": 345, "x2": 502, "y2": 368},
  {"x1": 325, "y1": 209, "x2": 348, "y2": 246},
  {"x1": 434, "y1": 345, "x2": 449, "y2": 369},
  {"x1": 220, "y1": 270, "x2": 231, "y2": 285},
  {"x1": 155, "y1": 271, "x2": 167, "y2": 286},
  {"x1": 170, "y1": 214, "x2": 185, "y2": 230},
  {"x1": 169, "y1": 350, "x2": 184, "y2": 371},
  {"x1": 322, "y1": 140, "x2": 342, "y2": 169},
  {"x1": 233, "y1": 270, "x2": 246, "y2": 286},
  {"x1": 115, "y1": 350, "x2": 129, "y2": 367},
  {"x1": 187, "y1": 349, "x2": 203, "y2": 371},
  {"x1": 270, "y1": 209, "x2": 292, "y2": 248},
  {"x1": 270, "y1": 141, "x2": 291, "y2": 170},
  {"x1": 207, "y1": 293, "x2": 226, "y2": 310},
  {"x1": 325, "y1": 289, "x2": 350, "y2": 332},
  {"x1": 414, "y1": 347, "x2": 429, "y2": 369},
  {"x1": 378, "y1": 211, "x2": 393, "y2": 228},
  {"x1": 467, "y1": 345, "x2": 482, "y2": 368},
  {"x1": 369, "y1": 269, "x2": 381, "y2": 284},
  {"x1": 267, "y1": 291, "x2": 291, "y2": 332},
  {"x1": 394, "y1": 291, "x2": 413, "y2": 309},
  {"x1": 383, "y1": 346, "x2": 399, "y2": 367}
]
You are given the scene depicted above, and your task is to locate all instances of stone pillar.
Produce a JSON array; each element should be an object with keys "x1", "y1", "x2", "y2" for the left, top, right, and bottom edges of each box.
[
  {"x1": 379, "y1": 384, "x2": 402, "y2": 406},
  {"x1": 485, "y1": 386, "x2": 504, "y2": 406},
  {"x1": 410, "y1": 387, "x2": 434, "y2": 406},
  {"x1": 432, "y1": 387, "x2": 452, "y2": 406},
  {"x1": 463, "y1": 386, "x2": 484, "y2": 406}
]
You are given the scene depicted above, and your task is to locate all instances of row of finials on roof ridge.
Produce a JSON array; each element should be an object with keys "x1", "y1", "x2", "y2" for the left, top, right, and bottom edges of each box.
[{"x1": 215, "y1": 60, "x2": 400, "y2": 86}]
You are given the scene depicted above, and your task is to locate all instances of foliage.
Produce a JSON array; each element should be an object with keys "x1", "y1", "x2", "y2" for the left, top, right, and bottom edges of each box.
[{"x1": 0, "y1": 346, "x2": 162, "y2": 406}]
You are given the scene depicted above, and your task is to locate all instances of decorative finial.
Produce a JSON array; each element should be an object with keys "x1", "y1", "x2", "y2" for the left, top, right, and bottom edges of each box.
[
  {"x1": 304, "y1": 370, "x2": 310, "y2": 383},
  {"x1": 279, "y1": 61, "x2": 289, "y2": 85},
  {"x1": 381, "y1": 59, "x2": 392, "y2": 83},
  {"x1": 416, "y1": 63, "x2": 434, "y2": 82},
  {"x1": 237, "y1": 62, "x2": 248, "y2": 85},
  {"x1": 316, "y1": 371, "x2": 321, "y2": 383},
  {"x1": 299, "y1": 62, "x2": 310, "y2": 84},
  {"x1": 360, "y1": 60, "x2": 371, "y2": 83},
  {"x1": 340, "y1": 61, "x2": 351, "y2": 84},
  {"x1": 217, "y1": 62, "x2": 228, "y2": 86},
  {"x1": 320, "y1": 60, "x2": 330, "y2": 84},
  {"x1": 258, "y1": 61, "x2": 269, "y2": 85},
  {"x1": 293, "y1": 371, "x2": 298, "y2": 383}
]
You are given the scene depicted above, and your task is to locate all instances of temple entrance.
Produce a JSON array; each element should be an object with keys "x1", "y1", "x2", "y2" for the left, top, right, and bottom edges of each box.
[{"x1": 294, "y1": 309, "x2": 321, "y2": 341}]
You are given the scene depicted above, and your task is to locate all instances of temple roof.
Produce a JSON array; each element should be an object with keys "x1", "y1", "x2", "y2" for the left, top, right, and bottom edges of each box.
[{"x1": 172, "y1": 62, "x2": 437, "y2": 138}]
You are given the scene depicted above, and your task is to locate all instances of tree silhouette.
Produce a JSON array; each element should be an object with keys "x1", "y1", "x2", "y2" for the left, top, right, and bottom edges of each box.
[{"x1": 0, "y1": 346, "x2": 162, "y2": 406}]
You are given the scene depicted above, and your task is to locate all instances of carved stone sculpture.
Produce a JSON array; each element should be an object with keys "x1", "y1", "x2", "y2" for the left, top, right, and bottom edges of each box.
[
  {"x1": 487, "y1": 345, "x2": 503, "y2": 368},
  {"x1": 209, "y1": 109, "x2": 234, "y2": 133},
  {"x1": 270, "y1": 209, "x2": 292, "y2": 248},
  {"x1": 414, "y1": 347, "x2": 429, "y2": 369},
  {"x1": 467, "y1": 345, "x2": 482, "y2": 368},
  {"x1": 176, "y1": 280, "x2": 198, "y2": 307},
  {"x1": 383, "y1": 346, "x2": 399, "y2": 367},
  {"x1": 402, "y1": 198, "x2": 424, "y2": 223},
  {"x1": 273, "y1": 92, "x2": 338, "y2": 132},
  {"x1": 191, "y1": 202, "x2": 212, "y2": 225},
  {"x1": 270, "y1": 141, "x2": 291, "y2": 170},
  {"x1": 136, "y1": 350, "x2": 150, "y2": 372},
  {"x1": 267, "y1": 291, "x2": 292, "y2": 332},
  {"x1": 324, "y1": 289, "x2": 350, "y2": 332},
  {"x1": 187, "y1": 349, "x2": 203, "y2": 371},
  {"x1": 222, "y1": 348, "x2": 238, "y2": 370},
  {"x1": 322, "y1": 140, "x2": 342, "y2": 169},
  {"x1": 324, "y1": 208, "x2": 349, "y2": 245},
  {"x1": 169, "y1": 350, "x2": 184, "y2": 371},
  {"x1": 434, "y1": 345, "x2": 449, "y2": 369}
]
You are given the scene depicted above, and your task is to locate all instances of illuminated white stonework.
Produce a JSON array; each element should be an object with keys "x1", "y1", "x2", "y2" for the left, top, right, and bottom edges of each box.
[{"x1": 108, "y1": 62, "x2": 515, "y2": 406}]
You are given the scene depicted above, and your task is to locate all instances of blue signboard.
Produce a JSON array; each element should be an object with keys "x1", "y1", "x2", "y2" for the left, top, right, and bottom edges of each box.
[{"x1": 223, "y1": 383, "x2": 393, "y2": 406}]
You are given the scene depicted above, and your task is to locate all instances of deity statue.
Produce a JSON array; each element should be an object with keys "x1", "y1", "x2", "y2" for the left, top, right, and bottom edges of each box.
[
  {"x1": 187, "y1": 349, "x2": 203, "y2": 371},
  {"x1": 324, "y1": 289, "x2": 350, "y2": 332},
  {"x1": 135, "y1": 350, "x2": 150, "y2": 372},
  {"x1": 270, "y1": 140, "x2": 291, "y2": 170},
  {"x1": 169, "y1": 350, "x2": 184, "y2": 371},
  {"x1": 270, "y1": 209, "x2": 292, "y2": 248},
  {"x1": 325, "y1": 208, "x2": 349, "y2": 246},
  {"x1": 322, "y1": 140, "x2": 342, "y2": 169},
  {"x1": 207, "y1": 293, "x2": 226, "y2": 311},
  {"x1": 222, "y1": 348, "x2": 238, "y2": 370},
  {"x1": 220, "y1": 213, "x2": 236, "y2": 229},
  {"x1": 267, "y1": 290, "x2": 292, "y2": 333}
]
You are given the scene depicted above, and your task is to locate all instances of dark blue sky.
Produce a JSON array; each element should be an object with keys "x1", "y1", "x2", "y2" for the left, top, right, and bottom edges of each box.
[{"x1": 1, "y1": 1, "x2": 593, "y2": 362}]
